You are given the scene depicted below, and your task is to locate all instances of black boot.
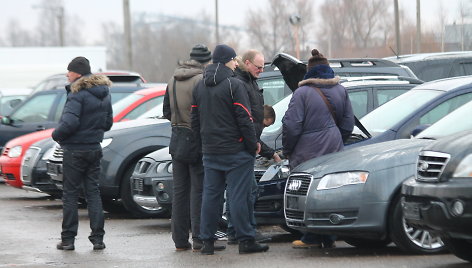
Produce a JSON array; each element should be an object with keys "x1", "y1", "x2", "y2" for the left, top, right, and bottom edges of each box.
[
  {"x1": 193, "y1": 239, "x2": 226, "y2": 251},
  {"x1": 239, "y1": 239, "x2": 269, "y2": 254},
  {"x1": 200, "y1": 240, "x2": 214, "y2": 255}
]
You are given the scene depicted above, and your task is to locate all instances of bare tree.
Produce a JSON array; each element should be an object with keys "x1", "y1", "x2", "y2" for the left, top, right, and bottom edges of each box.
[{"x1": 6, "y1": 20, "x2": 38, "y2": 46}]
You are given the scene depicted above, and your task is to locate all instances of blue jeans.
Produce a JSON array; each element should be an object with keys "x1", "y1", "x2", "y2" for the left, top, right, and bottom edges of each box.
[
  {"x1": 199, "y1": 151, "x2": 256, "y2": 241},
  {"x1": 61, "y1": 149, "x2": 105, "y2": 244}
]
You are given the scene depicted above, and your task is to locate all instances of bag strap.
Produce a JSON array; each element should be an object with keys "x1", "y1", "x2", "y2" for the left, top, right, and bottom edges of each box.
[
  {"x1": 313, "y1": 87, "x2": 338, "y2": 126},
  {"x1": 171, "y1": 79, "x2": 182, "y2": 125}
]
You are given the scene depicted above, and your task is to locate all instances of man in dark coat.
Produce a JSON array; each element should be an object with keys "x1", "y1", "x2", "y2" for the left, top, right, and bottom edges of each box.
[
  {"x1": 163, "y1": 44, "x2": 225, "y2": 252},
  {"x1": 282, "y1": 49, "x2": 354, "y2": 248},
  {"x1": 53, "y1": 56, "x2": 113, "y2": 251},
  {"x1": 191, "y1": 44, "x2": 269, "y2": 255}
]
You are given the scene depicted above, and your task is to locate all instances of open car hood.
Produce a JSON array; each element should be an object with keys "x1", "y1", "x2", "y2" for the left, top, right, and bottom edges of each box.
[{"x1": 271, "y1": 52, "x2": 371, "y2": 138}]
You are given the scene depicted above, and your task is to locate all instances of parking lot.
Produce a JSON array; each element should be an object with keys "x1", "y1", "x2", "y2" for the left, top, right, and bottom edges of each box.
[{"x1": 0, "y1": 183, "x2": 468, "y2": 268}]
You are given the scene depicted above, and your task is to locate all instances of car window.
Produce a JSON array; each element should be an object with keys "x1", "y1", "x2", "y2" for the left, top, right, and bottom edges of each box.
[
  {"x1": 122, "y1": 96, "x2": 164, "y2": 120},
  {"x1": 375, "y1": 88, "x2": 409, "y2": 106},
  {"x1": 361, "y1": 89, "x2": 442, "y2": 135},
  {"x1": 0, "y1": 96, "x2": 28, "y2": 115},
  {"x1": 110, "y1": 92, "x2": 133, "y2": 104},
  {"x1": 347, "y1": 91, "x2": 368, "y2": 118},
  {"x1": 10, "y1": 93, "x2": 57, "y2": 123},
  {"x1": 419, "y1": 92, "x2": 472, "y2": 125},
  {"x1": 257, "y1": 77, "x2": 290, "y2": 106},
  {"x1": 136, "y1": 103, "x2": 164, "y2": 119},
  {"x1": 53, "y1": 94, "x2": 67, "y2": 121},
  {"x1": 462, "y1": 62, "x2": 472, "y2": 75},
  {"x1": 451, "y1": 62, "x2": 472, "y2": 77},
  {"x1": 416, "y1": 64, "x2": 448, "y2": 81},
  {"x1": 112, "y1": 94, "x2": 142, "y2": 117},
  {"x1": 417, "y1": 100, "x2": 472, "y2": 139}
]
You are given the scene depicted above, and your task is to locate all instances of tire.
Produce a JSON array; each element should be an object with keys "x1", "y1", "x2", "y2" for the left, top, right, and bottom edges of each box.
[
  {"x1": 344, "y1": 237, "x2": 391, "y2": 248},
  {"x1": 389, "y1": 196, "x2": 446, "y2": 254},
  {"x1": 102, "y1": 199, "x2": 126, "y2": 213},
  {"x1": 120, "y1": 161, "x2": 169, "y2": 218},
  {"x1": 442, "y1": 237, "x2": 472, "y2": 262},
  {"x1": 280, "y1": 224, "x2": 303, "y2": 236}
]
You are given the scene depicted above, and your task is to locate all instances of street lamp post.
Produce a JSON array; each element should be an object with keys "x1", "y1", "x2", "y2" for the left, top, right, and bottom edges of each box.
[{"x1": 289, "y1": 15, "x2": 301, "y2": 59}]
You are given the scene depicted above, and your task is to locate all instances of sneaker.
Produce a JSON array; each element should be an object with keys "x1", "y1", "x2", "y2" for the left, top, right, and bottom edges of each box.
[
  {"x1": 93, "y1": 242, "x2": 106, "y2": 250},
  {"x1": 56, "y1": 241, "x2": 75, "y2": 251},
  {"x1": 292, "y1": 240, "x2": 322, "y2": 249},
  {"x1": 239, "y1": 239, "x2": 269, "y2": 254},
  {"x1": 175, "y1": 242, "x2": 192, "y2": 251},
  {"x1": 193, "y1": 239, "x2": 226, "y2": 251}
]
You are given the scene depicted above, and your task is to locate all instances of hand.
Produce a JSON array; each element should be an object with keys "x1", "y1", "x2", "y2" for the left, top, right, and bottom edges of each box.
[
  {"x1": 256, "y1": 142, "x2": 261, "y2": 155},
  {"x1": 272, "y1": 152, "x2": 282, "y2": 162}
]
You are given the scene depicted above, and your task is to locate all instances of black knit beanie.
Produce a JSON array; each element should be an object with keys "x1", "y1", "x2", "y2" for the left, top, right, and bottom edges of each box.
[
  {"x1": 67, "y1": 56, "x2": 91, "y2": 75},
  {"x1": 212, "y1": 44, "x2": 236, "y2": 64},
  {"x1": 190, "y1": 44, "x2": 212, "y2": 63}
]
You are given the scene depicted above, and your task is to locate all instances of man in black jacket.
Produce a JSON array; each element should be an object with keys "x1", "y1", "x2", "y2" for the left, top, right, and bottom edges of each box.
[
  {"x1": 192, "y1": 44, "x2": 269, "y2": 255},
  {"x1": 52, "y1": 57, "x2": 113, "y2": 251}
]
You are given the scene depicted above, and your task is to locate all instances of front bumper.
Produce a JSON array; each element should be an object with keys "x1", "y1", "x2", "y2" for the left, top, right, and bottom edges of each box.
[
  {"x1": 0, "y1": 156, "x2": 22, "y2": 188},
  {"x1": 402, "y1": 177, "x2": 472, "y2": 239},
  {"x1": 254, "y1": 179, "x2": 286, "y2": 225}
]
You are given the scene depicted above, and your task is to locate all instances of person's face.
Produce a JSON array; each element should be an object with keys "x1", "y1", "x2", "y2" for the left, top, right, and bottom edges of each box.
[
  {"x1": 245, "y1": 54, "x2": 264, "y2": 78},
  {"x1": 67, "y1": 71, "x2": 82, "y2": 83},
  {"x1": 263, "y1": 117, "x2": 274, "y2": 128},
  {"x1": 225, "y1": 57, "x2": 239, "y2": 71}
]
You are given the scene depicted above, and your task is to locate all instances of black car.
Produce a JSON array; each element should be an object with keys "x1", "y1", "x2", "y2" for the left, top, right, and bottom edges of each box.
[
  {"x1": 47, "y1": 118, "x2": 171, "y2": 218},
  {"x1": 402, "y1": 130, "x2": 472, "y2": 262},
  {"x1": 386, "y1": 51, "x2": 472, "y2": 82}
]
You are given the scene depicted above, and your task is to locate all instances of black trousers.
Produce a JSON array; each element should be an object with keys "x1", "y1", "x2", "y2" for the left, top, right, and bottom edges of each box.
[
  {"x1": 61, "y1": 149, "x2": 105, "y2": 244},
  {"x1": 171, "y1": 159, "x2": 204, "y2": 248}
]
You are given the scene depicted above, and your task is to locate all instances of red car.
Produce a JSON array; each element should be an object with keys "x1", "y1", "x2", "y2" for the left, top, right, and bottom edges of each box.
[
  {"x1": 112, "y1": 85, "x2": 167, "y2": 122},
  {"x1": 0, "y1": 85, "x2": 167, "y2": 190}
]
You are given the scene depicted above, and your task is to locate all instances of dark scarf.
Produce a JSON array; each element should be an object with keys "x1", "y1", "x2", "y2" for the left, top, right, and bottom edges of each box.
[{"x1": 303, "y1": 64, "x2": 335, "y2": 80}]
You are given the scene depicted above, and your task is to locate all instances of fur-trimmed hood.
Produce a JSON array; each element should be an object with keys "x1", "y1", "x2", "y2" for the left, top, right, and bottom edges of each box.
[
  {"x1": 298, "y1": 76, "x2": 341, "y2": 87},
  {"x1": 71, "y1": 74, "x2": 112, "y2": 93}
]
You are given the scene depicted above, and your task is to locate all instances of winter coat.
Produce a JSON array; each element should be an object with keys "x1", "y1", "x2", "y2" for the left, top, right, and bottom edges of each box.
[
  {"x1": 163, "y1": 60, "x2": 205, "y2": 128},
  {"x1": 235, "y1": 68, "x2": 275, "y2": 159},
  {"x1": 282, "y1": 76, "x2": 354, "y2": 169},
  {"x1": 191, "y1": 63, "x2": 257, "y2": 155},
  {"x1": 52, "y1": 74, "x2": 113, "y2": 150}
]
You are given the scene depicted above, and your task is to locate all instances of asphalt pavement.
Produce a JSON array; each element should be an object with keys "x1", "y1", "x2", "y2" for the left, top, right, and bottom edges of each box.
[{"x1": 0, "y1": 183, "x2": 469, "y2": 268}]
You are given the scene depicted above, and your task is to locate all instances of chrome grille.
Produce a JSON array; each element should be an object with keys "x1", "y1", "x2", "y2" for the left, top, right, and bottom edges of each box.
[
  {"x1": 21, "y1": 147, "x2": 41, "y2": 183},
  {"x1": 285, "y1": 174, "x2": 312, "y2": 195},
  {"x1": 134, "y1": 160, "x2": 152, "y2": 174},
  {"x1": 52, "y1": 146, "x2": 63, "y2": 159},
  {"x1": 285, "y1": 210, "x2": 304, "y2": 220},
  {"x1": 416, "y1": 151, "x2": 450, "y2": 182}
]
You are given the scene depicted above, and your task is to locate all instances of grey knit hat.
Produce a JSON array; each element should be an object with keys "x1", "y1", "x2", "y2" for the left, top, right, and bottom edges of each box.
[{"x1": 190, "y1": 44, "x2": 212, "y2": 63}]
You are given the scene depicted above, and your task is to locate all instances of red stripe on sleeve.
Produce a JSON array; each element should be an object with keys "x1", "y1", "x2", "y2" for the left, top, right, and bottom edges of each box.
[{"x1": 233, "y1": 103, "x2": 253, "y2": 122}]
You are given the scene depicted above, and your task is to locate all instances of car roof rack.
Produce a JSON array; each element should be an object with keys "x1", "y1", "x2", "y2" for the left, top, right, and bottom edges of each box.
[
  {"x1": 329, "y1": 58, "x2": 401, "y2": 68},
  {"x1": 340, "y1": 75, "x2": 423, "y2": 84}
]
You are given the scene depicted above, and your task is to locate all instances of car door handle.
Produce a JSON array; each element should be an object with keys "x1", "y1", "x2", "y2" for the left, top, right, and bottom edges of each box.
[{"x1": 36, "y1": 126, "x2": 46, "y2": 131}]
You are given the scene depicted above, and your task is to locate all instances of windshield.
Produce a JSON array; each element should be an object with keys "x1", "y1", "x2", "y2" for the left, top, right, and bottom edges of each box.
[
  {"x1": 112, "y1": 94, "x2": 142, "y2": 117},
  {"x1": 360, "y1": 89, "x2": 442, "y2": 135},
  {"x1": 417, "y1": 100, "x2": 472, "y2": 139},
  {"x1": 263, "y1": 93, "x2": 292, "y2": 133}
]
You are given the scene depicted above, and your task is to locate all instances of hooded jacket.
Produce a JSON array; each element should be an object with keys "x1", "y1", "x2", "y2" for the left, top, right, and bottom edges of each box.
[
  {"x1": 191, "y1": 63, "x2": 257, "y2": 155},
  {"x1": 234, "y1": 67, "x2": 275, "y2": 159},
  {"x1": 52, "y1": 74, "x2": 113, "y2": 150},
  {"x1": 282, "y1": 76, "x2": 354, "y2": 169},
  {"x1": 163, "y1": 60, "x2": 205, "y2": 128}
]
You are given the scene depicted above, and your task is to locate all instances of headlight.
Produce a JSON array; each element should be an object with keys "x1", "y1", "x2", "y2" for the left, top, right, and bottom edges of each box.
[
  {"x1": 156, "y1": 161, "x2": 172, "y2": 174},
  {"x1": 41, "y1": 147, "x2": 55, "y2": 161},
  {"x1": 7, "y1": 145, "x2": 22, "y2": 158},
  {"x1": 317, "y1": 171, "x2": 369, "y2": 190},
  {"x1": 452, "y1": 154, "x2": 472, "y2": 177},
  {"x1": 100, "y1": 138, "x2": 113, "y2": 148}
]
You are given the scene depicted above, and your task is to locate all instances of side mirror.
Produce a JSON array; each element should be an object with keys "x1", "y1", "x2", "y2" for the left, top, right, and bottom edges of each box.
[
  {"x1": 1, "y1": 116, "x2": 12, "y2": 125},
  {"x1": 410, "y1": 124, "x2": 430, "y2": 137}
]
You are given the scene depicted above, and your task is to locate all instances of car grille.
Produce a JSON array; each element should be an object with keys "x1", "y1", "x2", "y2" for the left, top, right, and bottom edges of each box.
[
  {"x1": 134, "y1": 160, "x2": 152, "y2": 174},
  {"x1": 285, "y1": 174, "x2": 312, "y2": 196},
  {"x1": 52, "y1": 146, "x2": 63, "y2": 159},
  {"x1": 416, "y1": 151, "x2": 450, "y2": 182},
  {"x1": 254, "y1": 170, "x2": 265, "y2": 182},
  {"x1": 285, "y1": 209, "x2": 304, "y2": 220},
  {"x1": 2, "y1": 147, "x2": 9, "y2": 156},
  {"x1": 132, "y1": 178, "x2": 144, "y2": 192},
  {"x1": 21, "y1": 147, "x2": 41, "y2": 184}
]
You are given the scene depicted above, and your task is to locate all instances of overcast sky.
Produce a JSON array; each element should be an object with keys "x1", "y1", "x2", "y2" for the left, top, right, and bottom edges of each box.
[{"x1": 0, "y1": 0, "x2": 464, "y2": 45}]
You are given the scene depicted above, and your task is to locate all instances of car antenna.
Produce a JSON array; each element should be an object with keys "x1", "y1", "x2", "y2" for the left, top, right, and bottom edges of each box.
[{"x1": 389, "y1": 46, "x2": 399, "y2": 59}]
